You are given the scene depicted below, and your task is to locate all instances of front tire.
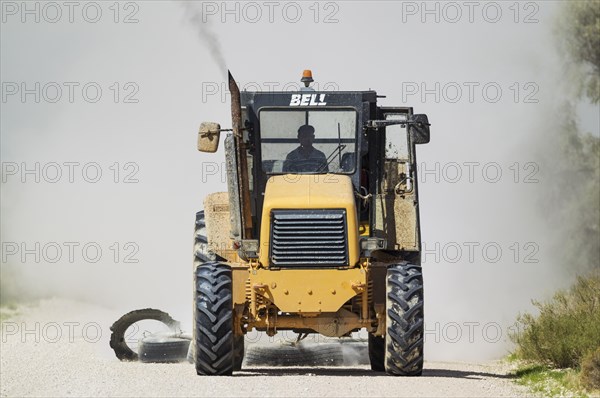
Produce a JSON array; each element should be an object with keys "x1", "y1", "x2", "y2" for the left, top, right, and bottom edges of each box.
[
  {"x1": 194, "y1": 262, "x2": 234, "y2": 375},
  {"x1": 384, "y1": 263, "x2": 424, "y2": 376}
]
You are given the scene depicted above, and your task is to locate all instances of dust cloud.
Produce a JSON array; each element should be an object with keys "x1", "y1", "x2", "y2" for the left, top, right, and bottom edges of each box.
[{"x1": 1, "y1": 1, "x2": 596, "y2": 364}]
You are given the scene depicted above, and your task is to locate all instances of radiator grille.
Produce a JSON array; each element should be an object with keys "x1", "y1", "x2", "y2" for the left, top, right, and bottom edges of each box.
[{"x1": 270, "y1": 209, "x2": 348, "y2": 267}]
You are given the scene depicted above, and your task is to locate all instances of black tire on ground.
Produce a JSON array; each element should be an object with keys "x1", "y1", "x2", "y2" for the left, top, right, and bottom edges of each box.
[
  {"x1": 368, "y1": 333, "x2": 385, "y2": 371},
  {"x1": 138, "y1": 336, "x2": 191, "y2": 363},
  {"x1": 188, "y1": 211, "x2": 212, "y2": 366},
  {"x1": 188, "y1": 211, "x2": 210, "y2": 366},
  {"x1": 384, "y1": 263, "x2": 424, "y2": 376},
  {"x1": 109, "y1": 309, "x2": 179, "y2": 361},
  {"x1": 194, "y1": 262, "x2": 235, "y2": 375},
  {"x1": 244, "y1": 344, "x2": 345, "y2": 367},
  {"x1": 233, "y1": 335, "x2": 244, "y2": 371}
]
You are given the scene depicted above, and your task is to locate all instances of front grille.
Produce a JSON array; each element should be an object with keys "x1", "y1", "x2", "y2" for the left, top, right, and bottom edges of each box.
[{"x1": 270, "y1": 209, "x2": 348, "y2": 267}]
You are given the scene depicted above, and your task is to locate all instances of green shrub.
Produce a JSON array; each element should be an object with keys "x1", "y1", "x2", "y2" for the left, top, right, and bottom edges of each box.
[
  {"x1": 581, "y1": 347, "x2": 600, "y2": 390},
  {"x1": 511, "y1": 273, "x2": 600, "y2": 369}
]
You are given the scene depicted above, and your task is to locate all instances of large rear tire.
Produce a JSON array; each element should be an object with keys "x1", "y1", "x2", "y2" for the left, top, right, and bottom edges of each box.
[
  {"x1": 188, "y1": 210, "x2": 215, "y2": 366},
  {"x1": 194, "y1": 262, "x2": 234, "y2": 376},
  {"x1": 384, "y1": 263, "x2": 424, "y2": 376}
]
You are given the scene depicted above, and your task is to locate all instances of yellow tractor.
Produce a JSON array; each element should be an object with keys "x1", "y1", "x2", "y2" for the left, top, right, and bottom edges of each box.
[{"x1": 193, "y1": 70, "x2": 430, "y2": 376}]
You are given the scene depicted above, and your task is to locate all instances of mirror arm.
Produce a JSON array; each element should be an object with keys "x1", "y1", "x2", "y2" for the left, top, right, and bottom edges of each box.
[
  {"x1": 219, "y1": 127, "x2": 249, "y2": 132},
  {"x1": 200, "y1": 127, "x2": 249, "y2": 139},
  {"x1": 365, "y1": 120, "x2": 431, "y2": 130},
  {"x1": 200, "y1": 131, "x2": 219, "y2": 139}
]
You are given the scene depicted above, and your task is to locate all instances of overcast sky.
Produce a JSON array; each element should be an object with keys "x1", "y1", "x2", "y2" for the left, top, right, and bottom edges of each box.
[{"x1": 1, "y1": 1, "x2": 598, "y2": 361}]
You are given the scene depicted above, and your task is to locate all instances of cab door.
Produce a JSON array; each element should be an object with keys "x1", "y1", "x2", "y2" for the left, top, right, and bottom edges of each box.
[{"x1": 372, "y1": 107, "x2": 420, "y2": 252}]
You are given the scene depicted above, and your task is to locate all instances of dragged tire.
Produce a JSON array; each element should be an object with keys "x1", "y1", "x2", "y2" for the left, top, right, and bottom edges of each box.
[
  {"x1": 194, "y1": 262, "x2": 234, "y2": 375},
  {"x1": 139, "y1": 336, "x2": 190, "y2": 363},
  {"x1": 245, "y1": 343, "x2": 345, "y2": 367},
  {"x1": 109, "y1": 309, "x2": 180, "y2": 361},
  {"x1": 384, "y1": 263, "x2": 424, "y2": 376},
  {"x1": 368, "y1": 333, "x2": 385, "y2": 371}
]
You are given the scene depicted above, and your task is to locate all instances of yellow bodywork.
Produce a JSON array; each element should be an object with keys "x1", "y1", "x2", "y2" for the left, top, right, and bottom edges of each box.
[
  {"x1": 258, "y1": 174, "x2": 360, "y2": 268},
  {"x1": 248, "y1": 268, "x2": 367, "y2": 313},
  {"x1": 203, "y1": 175, "x2": 372, "y2": 336},
  {"x1": 249, "y1": 174, "x2": 366, "y2": 323}
]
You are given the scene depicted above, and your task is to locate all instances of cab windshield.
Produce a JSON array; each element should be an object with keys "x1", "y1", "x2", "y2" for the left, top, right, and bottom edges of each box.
[{"x1": 259, "y1": 109, "x2": 357, "y2": 174}]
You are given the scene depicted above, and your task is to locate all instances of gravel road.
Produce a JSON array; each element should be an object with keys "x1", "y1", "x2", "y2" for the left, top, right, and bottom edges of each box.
[{"x1": 0, "y1": 299, "x2": 527, "y2": 397}]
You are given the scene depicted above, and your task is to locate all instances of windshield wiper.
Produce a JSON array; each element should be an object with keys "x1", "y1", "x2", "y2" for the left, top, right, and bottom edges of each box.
[
  {"x1": 319, "y1": 144, "x2": 346, "y2": 172},
  {"x1": 318, "y1": 123, "x2": 345, "y2": 173}
]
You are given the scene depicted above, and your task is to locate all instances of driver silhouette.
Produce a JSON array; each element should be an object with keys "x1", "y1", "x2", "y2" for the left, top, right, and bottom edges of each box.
[{"x1": 283, "y1": 124, "x2": 328, "y2": 173}]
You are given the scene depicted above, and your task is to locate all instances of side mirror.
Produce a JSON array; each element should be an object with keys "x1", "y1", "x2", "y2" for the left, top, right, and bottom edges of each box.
[
  {"x1": 197, "y1": 122, "x2": 221, "y2": 153},
  {"x1": 409, "y1": 114, "x2": 430, "y2": 144}
]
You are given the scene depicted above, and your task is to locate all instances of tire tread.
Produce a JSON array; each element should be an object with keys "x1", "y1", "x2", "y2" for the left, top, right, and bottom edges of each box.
[{"x1": 384, "y1": 263, "x2": 424, "y2": 376}]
